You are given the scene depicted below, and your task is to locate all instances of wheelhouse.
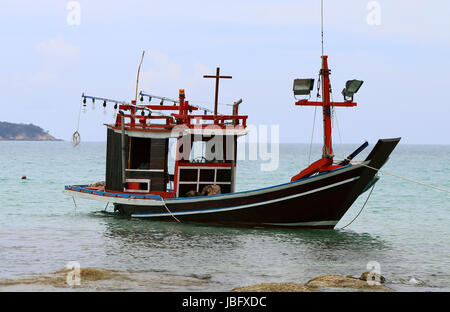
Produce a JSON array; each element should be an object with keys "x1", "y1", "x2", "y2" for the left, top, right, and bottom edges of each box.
[{"x1": 104, "y1": 89, "x2": 248, "y2": 199}]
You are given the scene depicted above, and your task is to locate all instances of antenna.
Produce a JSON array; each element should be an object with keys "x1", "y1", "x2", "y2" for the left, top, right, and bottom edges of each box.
[
  {"x1": 321, "y1": 0, "x2": 324, "y2": 56},
  {"x1": 135, "y1": 50, "x2": 145, "y2": 102}
]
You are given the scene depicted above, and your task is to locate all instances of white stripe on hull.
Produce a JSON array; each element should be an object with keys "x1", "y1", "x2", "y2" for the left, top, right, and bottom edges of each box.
[
  {"x1": 262, "y1": 221, "x2": 338, "y2": 227},
  {"x1": 131, "y1": 177, "x2": 359, "y2": 218}
]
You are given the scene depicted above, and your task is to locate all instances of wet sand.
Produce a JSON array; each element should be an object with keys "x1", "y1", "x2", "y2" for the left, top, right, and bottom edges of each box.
[
  {"x1": 0, "y1": 268, "x2": 217, "y2": 292},
  {"x1": 0, "y1": 268, "x2": 403, "y2": 292}
]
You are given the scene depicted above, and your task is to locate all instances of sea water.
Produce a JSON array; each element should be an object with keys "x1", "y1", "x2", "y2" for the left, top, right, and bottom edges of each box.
[{"x1": 0, "y1": 141, "x2": 449, "y2": 291}]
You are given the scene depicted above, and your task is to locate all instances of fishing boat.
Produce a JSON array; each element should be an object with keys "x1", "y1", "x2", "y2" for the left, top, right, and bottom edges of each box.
[{"x1": 64, "y1": 51, "x2": 400, "y2": 229}]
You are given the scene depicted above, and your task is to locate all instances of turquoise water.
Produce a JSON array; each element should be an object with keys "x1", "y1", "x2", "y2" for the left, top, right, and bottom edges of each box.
[{"x1": 0, "y1": 141, "x2": 449, "y2": 291}]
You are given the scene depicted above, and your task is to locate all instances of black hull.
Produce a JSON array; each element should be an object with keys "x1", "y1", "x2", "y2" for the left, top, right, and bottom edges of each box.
[{"x1": 114, "y1": 138, "x2": 400, "y2": 229}]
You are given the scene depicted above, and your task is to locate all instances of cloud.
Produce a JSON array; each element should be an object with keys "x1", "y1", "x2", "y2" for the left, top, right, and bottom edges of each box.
[
  {"x1": 36, "y1": 36, "x2": 80, "y2": 57},
  {"x1": 137, "y1": 51, "x2": 212, "y2": 100}
]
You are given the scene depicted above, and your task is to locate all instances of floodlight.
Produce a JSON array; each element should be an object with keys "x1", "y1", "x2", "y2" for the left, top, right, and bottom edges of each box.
[
  {"x1": 342, "y1": 80, "x2": 364, "y2": 100},
  {"x1": 293, "y1": 79, "x2": 315, "y2": 96}
]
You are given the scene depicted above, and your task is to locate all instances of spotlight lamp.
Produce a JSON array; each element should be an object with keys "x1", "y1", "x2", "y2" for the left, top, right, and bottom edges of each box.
[
  {"x1": 293, "y1": 78, "x2": 315, "y2": 97},
  {"x1": 342, "y1": 80, "x2": 364, "y2": 101}
]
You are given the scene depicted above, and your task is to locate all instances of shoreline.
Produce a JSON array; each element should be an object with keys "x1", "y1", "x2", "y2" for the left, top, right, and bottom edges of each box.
[{"x1": 0, "y1": 268, "x2": 445, "y2": 292}]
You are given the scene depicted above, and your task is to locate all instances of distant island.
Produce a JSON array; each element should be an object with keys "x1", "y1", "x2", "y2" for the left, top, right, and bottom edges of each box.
[{"x1": 0, "y1": 121, "x2": 59, "y2": 141}]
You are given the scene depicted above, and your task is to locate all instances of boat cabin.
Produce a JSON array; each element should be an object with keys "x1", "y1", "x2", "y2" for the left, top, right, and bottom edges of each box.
[{"x1": 103, "y1": 89, "x2": 248, "y2": 199}]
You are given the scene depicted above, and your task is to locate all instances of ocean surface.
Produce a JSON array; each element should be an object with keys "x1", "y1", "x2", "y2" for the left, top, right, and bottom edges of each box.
[{"x1": 0, "y1": 141, "x2": 449, "y2": 291}]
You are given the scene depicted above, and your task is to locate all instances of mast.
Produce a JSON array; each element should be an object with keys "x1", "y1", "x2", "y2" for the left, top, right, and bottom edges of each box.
[
  {"x1": 291, "y1": 56, "x2": 357, "y2": 181},
  {"x1": 203, "y1": 67, "x2": 232, "y2": 117},
  {"x1": 321, "y1": 55, "x2": 333, "y2": 158}
]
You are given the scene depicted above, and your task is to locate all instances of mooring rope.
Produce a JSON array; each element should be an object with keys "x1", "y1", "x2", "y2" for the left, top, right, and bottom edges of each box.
[
  {"x1": 71, "y1": 196, "x2": 78, "y2": 212},
  {"x1": 346, "y1": 159, "x2": 450, "y2": 194},
  {"x1": 160, "y1": 196, "x2": 181, "y2": 223},
  {"x1": 336, "y1": 154, "x2": 449, "y2": 229},
  {"x1": 340, "y1": 184, "x2": 376, "y2": 229}
]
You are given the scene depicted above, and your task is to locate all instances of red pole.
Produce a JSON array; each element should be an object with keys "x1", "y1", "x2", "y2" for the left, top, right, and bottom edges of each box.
[{"x1": 321, "y1": 56, "x2": 333, "y2": 158}]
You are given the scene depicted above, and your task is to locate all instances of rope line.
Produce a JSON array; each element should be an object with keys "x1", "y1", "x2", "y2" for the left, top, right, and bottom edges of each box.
[
  {"x1": 71, "y1": 196, "x2": 78, "y2": 212},
  {"x1": 340, "y1": 184, "x2": 375, "y2": 229},
  {"x1": 72, "y1": 98, "x2": 83, "y2": 147},
  {"x1": 308, "y1": 106, "x2": 317, "y2": 165},
  {"x1": 339, "y1": 156, "x2": 450, "y2": 194},
  {"x1": 160, "y1": 196, "x2": 181, "y2": 223}
]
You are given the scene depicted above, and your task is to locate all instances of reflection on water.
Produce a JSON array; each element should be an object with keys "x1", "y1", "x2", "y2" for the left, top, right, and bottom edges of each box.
[{"x1": 93, "y1": 212, "x2": 389, "y2": 290}]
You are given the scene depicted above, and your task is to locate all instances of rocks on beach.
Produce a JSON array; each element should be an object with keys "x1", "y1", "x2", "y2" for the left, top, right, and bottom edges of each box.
[
  {"x1": 0, "y1": 269, "x2": 392, "y2": 292},
  {"x1": 233, "y1": 273, "x2": 391, "y2": 292},
  {"x1": 232, "y1": 282, "x2": 320, "y2": 292}
]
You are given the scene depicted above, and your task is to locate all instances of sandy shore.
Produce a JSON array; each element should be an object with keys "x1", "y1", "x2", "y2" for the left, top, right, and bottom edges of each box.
[
  {"x1": 0, "y1": 268, "x2": 405, "y2": 292},
  {"x1": 0, "y1": 268, "x2": 216, "y2": 292}
]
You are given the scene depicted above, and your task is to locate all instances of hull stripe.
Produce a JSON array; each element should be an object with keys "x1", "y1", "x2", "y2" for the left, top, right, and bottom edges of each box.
[
  {"x1": 131, "y1": 177, "x2": 359, "y2": 218},
  {"x1": 262, "y1": 221, "x2": 338, "y2": 226}
]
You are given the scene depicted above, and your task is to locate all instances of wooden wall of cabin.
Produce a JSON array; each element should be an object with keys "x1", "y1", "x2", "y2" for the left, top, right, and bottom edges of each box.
[
  {"x1": 105, "y1": 128, "x2": 129, "y2": 191},
  {"x1": 128, "y1": 138, "x2": 169, "y2": 192},
  {"x1": 106, "y1": 130, "x2": 169, "y2": 192}
]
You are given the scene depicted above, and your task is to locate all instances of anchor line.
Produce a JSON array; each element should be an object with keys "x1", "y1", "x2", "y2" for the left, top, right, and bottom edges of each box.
[
  {"x1": 338, "y1": 156, "x2": 450, "y2": 194},
  {"x1": 71, "y1": 196, "x2": 78, "y2": 212},
  {"x1": 340, "y1": 184, "x2": 375, "y2": 229}
]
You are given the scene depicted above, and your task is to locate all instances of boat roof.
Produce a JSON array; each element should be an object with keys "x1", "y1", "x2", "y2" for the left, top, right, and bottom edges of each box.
[{"x1": 102, "y1": 89, "x2": 248, "y2": 139}]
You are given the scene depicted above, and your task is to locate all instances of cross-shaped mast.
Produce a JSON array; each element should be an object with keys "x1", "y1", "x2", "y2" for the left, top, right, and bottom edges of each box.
[{"x1": 203, "y1": 67, "x2": 232, "y2": 115}]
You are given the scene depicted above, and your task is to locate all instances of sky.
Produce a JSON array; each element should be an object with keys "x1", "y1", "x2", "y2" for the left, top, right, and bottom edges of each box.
[{"x1": 0, "y1": 0, "x2": 449, "y2": 144}]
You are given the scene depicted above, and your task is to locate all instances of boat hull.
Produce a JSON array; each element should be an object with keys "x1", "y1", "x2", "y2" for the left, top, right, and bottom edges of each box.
[
  {"x1": 116, "y1": 169, "x2": 363, "y2": 229},
  {"x1": 65, "y1": 138, "x2": 400, "y2": 229}
]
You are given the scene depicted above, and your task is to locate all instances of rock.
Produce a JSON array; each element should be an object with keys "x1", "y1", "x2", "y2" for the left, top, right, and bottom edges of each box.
[
  {"x1": 0, "y1": 267, "x2": 118, "y2": 289},
  {"x1": 408, "y1": 278, "x2": 420, "y2": 285},
  {"x1": 360, "y1": 271, "x2": 386, "y2": 284},
  {"x1": 232, "y1": 282, "x2": 320, "y2": 292},
  {"x1": 305, "y1": 274, "x2": 392, "y2": 291}
]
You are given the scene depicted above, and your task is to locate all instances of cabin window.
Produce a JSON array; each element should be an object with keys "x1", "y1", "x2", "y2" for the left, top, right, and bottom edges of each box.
[
  {"x1": 190, "y1": 141, "x2": 206, "y2": 162},
  {"x1": 189, "y1": 138, "x2": 224, "y2": 163},
  {"x1": 123, "y1": 137, "x2": 169, "y2": 192},
  {"x1": 129, "y1": 137, "x2": 151, "y2": 169}
]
